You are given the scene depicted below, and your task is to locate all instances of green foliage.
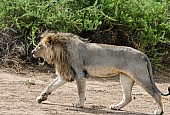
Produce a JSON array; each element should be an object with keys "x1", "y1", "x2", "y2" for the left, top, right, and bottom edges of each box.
[
  {"x1": 0, "y1": 0, "x2": 102, "y2": 46},
  {"x1": 0, "y1": 0, "x2": 170, "y2": 68},
  {"x1": 25, "y1": 79, "x2": 36, "y2": 85},
  {"x1": 99, "y1": 0, "x2": 170, "y2": 67}
]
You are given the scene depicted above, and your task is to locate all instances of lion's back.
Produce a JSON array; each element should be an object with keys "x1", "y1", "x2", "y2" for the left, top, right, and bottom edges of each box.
[
  {"x1": 83, "y1": 43, "x2": 147, "y2": 77},
  {"x1": 85, "y1": 43, "x2": 143, "y2": 65}
]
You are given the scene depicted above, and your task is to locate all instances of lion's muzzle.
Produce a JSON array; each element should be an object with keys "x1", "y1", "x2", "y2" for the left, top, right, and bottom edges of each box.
[{"x1": 31, "y1": 49, "x2": 45, "y2": 65}]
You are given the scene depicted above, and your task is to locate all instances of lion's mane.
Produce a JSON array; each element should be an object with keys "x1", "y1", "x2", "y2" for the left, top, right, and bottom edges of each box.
[{"x1": 41, "y1": 32, "x2": 86, "y2": 82}]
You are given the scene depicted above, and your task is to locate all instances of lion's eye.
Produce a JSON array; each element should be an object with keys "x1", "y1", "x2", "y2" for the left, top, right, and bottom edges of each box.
[{"x1": 38, "y1": 45, "x2": 43, "y2": 48}]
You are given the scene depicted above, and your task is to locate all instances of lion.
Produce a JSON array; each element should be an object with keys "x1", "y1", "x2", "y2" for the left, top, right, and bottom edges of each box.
[{"x1": 32, "y1": 31, "x2": 170, "y2": 115}]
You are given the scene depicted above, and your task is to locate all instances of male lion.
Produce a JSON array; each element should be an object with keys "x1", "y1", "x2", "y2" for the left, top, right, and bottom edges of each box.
[{"x1": 32, "y1": 31, "x2": 170, "y2": 115}]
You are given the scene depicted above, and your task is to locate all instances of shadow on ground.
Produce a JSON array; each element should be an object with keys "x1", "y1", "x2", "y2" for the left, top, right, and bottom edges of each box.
[{"x1": 42, "y1": 102, "x2": 152, "y2": 115}]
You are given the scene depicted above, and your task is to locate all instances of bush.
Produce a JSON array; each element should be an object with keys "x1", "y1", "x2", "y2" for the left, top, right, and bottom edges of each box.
[
  {"x1": 0, "y1": 0, "x2": 170, "y2": 69},
  {"x1": 99, "y1": 0, "x2": 170, "y2": 68}
]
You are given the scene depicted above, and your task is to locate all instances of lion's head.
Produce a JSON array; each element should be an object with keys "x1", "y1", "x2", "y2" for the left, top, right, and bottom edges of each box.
[
  {"x1": 32, "y1": 31, "x2": 78, "y2": 82},
  {"x1": 32, "y1": 32, "x2": 57, "y2": 64}
]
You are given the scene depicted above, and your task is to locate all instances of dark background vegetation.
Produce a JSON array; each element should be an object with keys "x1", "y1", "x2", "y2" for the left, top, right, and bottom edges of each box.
[{"x1": 0, "y1": 0, "x2": 170, "y2": 71}]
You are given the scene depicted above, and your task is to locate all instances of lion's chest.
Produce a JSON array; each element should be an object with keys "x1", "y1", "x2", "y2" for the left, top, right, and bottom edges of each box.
[{"x1": 86, "y1": 66, "x2": 120, "y2": 77}]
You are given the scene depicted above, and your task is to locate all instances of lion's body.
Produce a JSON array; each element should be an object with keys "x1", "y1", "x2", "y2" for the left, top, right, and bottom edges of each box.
[
  {"x1": 32, "y1": 32, "x2": 170, "y2": 115},
  {"x1": 69, "y1": 42, "x2": 146, "y2": 78}
]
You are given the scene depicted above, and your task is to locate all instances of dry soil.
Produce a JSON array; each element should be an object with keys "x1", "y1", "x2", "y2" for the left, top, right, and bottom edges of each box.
[{"x1": 0, "y1": 68, "x2": 170, "y2": 115}]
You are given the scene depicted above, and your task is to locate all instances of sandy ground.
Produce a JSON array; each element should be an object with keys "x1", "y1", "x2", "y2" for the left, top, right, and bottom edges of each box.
[{"x1": 0, "y1": 68, "x2": 170, "y2": 115}]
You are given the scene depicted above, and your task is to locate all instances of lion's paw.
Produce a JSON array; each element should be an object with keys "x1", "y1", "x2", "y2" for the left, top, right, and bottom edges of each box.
[
  {"x1": 109, "y1": 105, "x2": 121, "y2": 110},
  {"x1": 72, "y1": 102, "x2": 84, "y2": 108},
  {"x1": 154, "y1": 110, "x2": 164, "y2": 115},
  {"x1": 36, "y1": 93, "x2": 48, "y2": 104}
]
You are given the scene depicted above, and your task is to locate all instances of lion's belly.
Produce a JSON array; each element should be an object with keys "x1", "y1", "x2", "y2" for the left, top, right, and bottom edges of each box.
[{"x1": 86, "y1": 66, "x2": 120, "y2": 77}]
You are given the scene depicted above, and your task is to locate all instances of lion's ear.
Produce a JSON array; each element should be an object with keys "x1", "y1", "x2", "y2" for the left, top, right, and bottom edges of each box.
[{"x1": 45, "y1": 36, "x2": 54, "y2": 45}]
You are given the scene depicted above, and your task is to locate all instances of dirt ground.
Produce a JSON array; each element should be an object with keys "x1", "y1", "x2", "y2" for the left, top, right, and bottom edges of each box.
[{"x1": 0, "y1": 67, "x2": 170, "y2": 115}]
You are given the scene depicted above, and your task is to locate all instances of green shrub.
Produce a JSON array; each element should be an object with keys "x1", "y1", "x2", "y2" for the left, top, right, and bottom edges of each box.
[
  {"x1": 99, "y1": 0, "x2": 170, "y2": 68},
  {"x1": 0, "y1": 0, "x2": 102, "y2": 44},
  {"x1": 0, "y1": 0, "x2": 170, "y2": 68}
]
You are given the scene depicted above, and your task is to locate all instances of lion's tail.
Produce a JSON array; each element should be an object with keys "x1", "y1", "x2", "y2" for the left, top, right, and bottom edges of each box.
[{"x1": 146, "y1": 55, "x2": 170, "y2": 96}]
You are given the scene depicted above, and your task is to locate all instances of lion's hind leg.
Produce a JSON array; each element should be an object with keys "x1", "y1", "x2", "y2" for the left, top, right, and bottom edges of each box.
[
  {"x1": 152, "y1": 92, "x2": 163, "y2": 115},
  {"x1": 139, "y1": 82, "x2": 163, "y2": 115},
  {"x1": 109, "y1": 73, "x2": 134, "y2": 110}
]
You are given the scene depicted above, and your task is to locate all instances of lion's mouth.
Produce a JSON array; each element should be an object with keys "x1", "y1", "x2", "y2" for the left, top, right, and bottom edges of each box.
[{"x1": 38, "y1": 57, "x2": 45, "y2": 65}]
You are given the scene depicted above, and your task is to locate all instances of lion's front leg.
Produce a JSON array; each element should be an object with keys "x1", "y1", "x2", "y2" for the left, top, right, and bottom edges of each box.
[
  {"x1": 36, "y1": 75, "x2": 66, "y2": 103},
  {"x1": 73, "y1": 76, "x2": 86, "y2": 108},
  {"x1": 36, "y1": 92, "x2": 50, "y2": 103}
]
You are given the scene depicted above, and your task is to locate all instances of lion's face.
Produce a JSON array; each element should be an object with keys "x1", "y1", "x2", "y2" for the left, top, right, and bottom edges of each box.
[
  {"x1": 32, "y1": 34, "x2": 56, "y2": 64},
  {"x1": 32, "y1": 42, "x2": 47, "y2": 59}
]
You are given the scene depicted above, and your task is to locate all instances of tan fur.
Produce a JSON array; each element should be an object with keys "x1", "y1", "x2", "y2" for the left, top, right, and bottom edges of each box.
[{"x1": 32, "y1": 32, "x2": 170, "y2": 115}]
